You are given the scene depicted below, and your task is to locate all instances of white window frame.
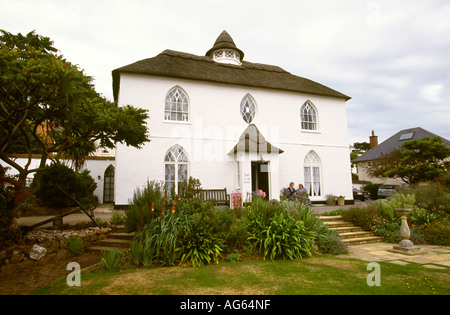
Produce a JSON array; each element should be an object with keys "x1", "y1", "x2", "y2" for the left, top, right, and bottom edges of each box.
[
  {"x1": 164, "y1": 86, "x2": 190, "y2": 122},
  {"x1": 164, "y1": 144, "x2": 189, "y2": 194},
  {"x1": 300, "y1": 101, "x2": 318, "y2": 131},
  {"x1": 304, "y1": 151, "x2": 322, "y2": 197},
  {"x1": 240, "y1": 94, "x2": 257, "y2": 124}
]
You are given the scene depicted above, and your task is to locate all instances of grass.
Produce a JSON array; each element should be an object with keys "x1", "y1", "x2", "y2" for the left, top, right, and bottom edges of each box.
[{"x1": 31, "y1": 255, "x2": 450, "y2": 295}]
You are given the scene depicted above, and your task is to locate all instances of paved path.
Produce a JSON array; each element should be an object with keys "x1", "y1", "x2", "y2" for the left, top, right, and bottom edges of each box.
[
  {"x1": 16, "y1": 203, "x2": 121, "y2": 228},
  {"x1": 338, "y1": 242, "x2": 450, "y2": 269}
]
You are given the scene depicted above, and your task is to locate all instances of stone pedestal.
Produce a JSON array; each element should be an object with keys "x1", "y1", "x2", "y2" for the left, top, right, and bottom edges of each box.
[{"x1": 387, "y1": 208, "x2": 426, "y2": 256}]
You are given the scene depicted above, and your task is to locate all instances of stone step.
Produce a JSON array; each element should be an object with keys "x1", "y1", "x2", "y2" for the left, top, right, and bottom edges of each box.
[
  {"x1": 342, "y1": 236, "x2": 384, "y2": 245},
  {"x1": 318, "y1": 215, "x2": 343, "y2": 221},
  {"x1": 323, "y1": 221, "x2": 356, "y2": 228},
  {"x1": 86, "y1": 245, "x2": 129, "y2": 252},
  {"x1": 339, "y1": 231, "x2": 377, "y2": 239},
  {"x1": 98, "y1": 239, "x2": 131, "y2": 247},
  {"x1": 319, "y1": 215, "x2": 384, "y2": 245},
  {"x1": 331, "y1": 226, "x2": 364, "y2": 233},
  {"x1": 109, "y1": 232, "x2": 135, "y2": 240}
]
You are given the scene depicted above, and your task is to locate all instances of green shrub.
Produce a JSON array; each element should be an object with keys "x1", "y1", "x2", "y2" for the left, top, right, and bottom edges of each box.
[
  {"x1": 245, "y1": 211, "x2": 315, "y2": 261},
  {"x1": 37, "y1": 164, "x2": 97, "y2": 208},
  {"x1": 67, "y1": 236, "x2": 83, "y2": 256},
  {"x1": 314, "y1": 225, "x2": 348, "y2": 255},
  {"x1": 340, "y1": 206, "x2": 381, "y2": 231},
  {"x1": 373, "y1": 220, "x2": 401, "y2": 243},
  {"x1": 409, "y1": 208, "x2": 441, "y2": 228},
  {"x1": 101, "y1": 250, "x2": 126, "y2": 272},
  {"x1": 129, "y1": 211, "x2": 187, "y2": 266},
  {"x1": 110, "y1": 211, "x2": 126, "y2": 225},
  {"x1": 1, "y1": 166, "x2": 25, "y2": 249},
  {"x1": 124, "y1": 180, "x2": 166, "y2": 232},
  {"x1": 181, "y1": 220, "x2": 225, "y2": 267},
  {"x1": 423, "y1": 222, "x2": 450, "y2": 246},
  {"x1": 402, "y1": 183, "x2": 450, "y2": 216}
]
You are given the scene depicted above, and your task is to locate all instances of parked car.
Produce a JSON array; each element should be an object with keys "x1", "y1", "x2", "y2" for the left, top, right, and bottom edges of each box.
[
  {"x1": 353, "y1": 187, "x2": 369, "y2": 201},
  {"x1": 377, "y1": 184, "x2": 399, "y2": 198}
]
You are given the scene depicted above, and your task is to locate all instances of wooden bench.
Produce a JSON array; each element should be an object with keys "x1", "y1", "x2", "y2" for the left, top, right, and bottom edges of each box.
[{"x1": 195, "y1": 188, "x2": 230, "y2": 206}]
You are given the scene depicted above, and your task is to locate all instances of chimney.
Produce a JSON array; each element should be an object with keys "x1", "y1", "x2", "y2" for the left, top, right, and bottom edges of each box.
[{"x1": 369, "y1": 130, "x2": 378, "y2": 149}]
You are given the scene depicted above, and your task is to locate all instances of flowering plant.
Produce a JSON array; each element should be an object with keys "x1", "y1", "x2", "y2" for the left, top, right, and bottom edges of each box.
[{"x1": 253, "y1": 189, "x2": 267, "y2": 199}]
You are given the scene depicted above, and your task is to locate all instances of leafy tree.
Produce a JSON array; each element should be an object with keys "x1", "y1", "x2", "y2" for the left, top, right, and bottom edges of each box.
[
  {"x1": 0, "y1": 30, "x2": 149, "y2": 191},
  {"x1": 36, "y1": 164, "x2": 97, "y2": 208},
  {"x1": 368, "y1": 137, "x2": 450, "y2": 184},
  {"x1": 353, "y1": 142, "x2": 370, "y2": 153}
]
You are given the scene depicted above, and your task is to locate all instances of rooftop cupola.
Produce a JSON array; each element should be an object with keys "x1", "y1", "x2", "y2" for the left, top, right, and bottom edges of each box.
[{"x1": 206, "y1": 30, "x2": 244, "y2": 65}]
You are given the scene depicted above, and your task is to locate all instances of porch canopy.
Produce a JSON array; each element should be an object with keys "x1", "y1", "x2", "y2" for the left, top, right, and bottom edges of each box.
[{"x1": 228, "y1": 124, "x2": 284, "y2": 156}]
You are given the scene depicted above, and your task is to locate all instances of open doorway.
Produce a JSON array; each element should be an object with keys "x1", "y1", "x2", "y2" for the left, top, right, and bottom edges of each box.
[{"x1": 251, "y1": 161, "x2": 269, "y2": 198}]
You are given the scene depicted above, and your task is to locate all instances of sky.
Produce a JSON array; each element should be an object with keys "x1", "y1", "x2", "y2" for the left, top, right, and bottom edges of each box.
[{"x1": 1, "y1": 0, "x2": 449, "y2": 145}]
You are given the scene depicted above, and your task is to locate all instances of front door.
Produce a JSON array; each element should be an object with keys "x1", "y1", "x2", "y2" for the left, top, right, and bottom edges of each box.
[{"x1": 251, "y1": 162, "x2": 269, "y2": 199}]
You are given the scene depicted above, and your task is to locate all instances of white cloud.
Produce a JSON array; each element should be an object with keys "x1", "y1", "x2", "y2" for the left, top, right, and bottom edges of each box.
[{"x1": 420, "y1": 84, "x2": 443, "y2": 103}]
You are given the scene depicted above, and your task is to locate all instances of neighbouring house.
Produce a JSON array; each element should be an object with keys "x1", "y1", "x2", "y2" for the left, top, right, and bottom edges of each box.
[
  {"x1": 112, "y1": 31, "x2": 353, "y2": 206},
  {"x1": 352, "y1": 127, "x2": 450, "y2": 186}
]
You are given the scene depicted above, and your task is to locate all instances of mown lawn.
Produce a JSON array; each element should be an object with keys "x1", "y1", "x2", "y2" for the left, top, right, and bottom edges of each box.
[{"x1": 31, "y1": 255, "x2": 449, "y2": 295}]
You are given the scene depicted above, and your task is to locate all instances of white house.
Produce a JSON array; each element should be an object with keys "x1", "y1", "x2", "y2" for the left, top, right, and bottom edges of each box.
[{"x1": 112, "y1": 31, "x2": 353, "y2": 206}]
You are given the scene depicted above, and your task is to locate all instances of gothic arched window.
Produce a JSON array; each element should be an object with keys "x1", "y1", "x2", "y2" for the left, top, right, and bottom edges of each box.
[
  {"x1": 300, "y1": 101, "x2": 318, "y2": 130},
  {"x1": 304, "y1": 151, "x2": 321, "y2": 197},
  {"x1": 164, "y1": 144, "x2": 189, "y2": 194},
  {"x1": 165, "y1": 87, "x2": 189, "y2": 122}
]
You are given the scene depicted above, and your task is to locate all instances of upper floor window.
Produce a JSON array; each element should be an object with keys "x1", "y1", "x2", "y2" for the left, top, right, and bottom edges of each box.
[
  {"x1": 300, "y1": 101, "x2": 317, "y2": 130},
  {"x1": 165, "y1": 87, "x2": 189, "y2": 122},
  {"x1": 240, "y1": 94, "x2": 256, "y2": 124}
]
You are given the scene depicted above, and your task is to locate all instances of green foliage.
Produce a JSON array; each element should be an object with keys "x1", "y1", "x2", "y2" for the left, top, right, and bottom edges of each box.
[
  {"x1": 385, "y1": 137, "x2": 450, "y2": 184},
  {"x1": 225, "y1": 252, "x2": 242, "y2": 262},
  {"x1": 67, "y1": 236, "x2": 83, "y2": 256},
  {"x1": 322, "y1": 209, "x2": 342, "y2": 216},
  {"x1": 245, "y1": 211, "x2": 315, "y2": 261},
  {"x1": 423, "y1": 222, "x2": 450, "y2": 246},
  {"x1": 127, "y1": 186, "x2": 350, "y2": 267},
  {"x1": 402, "y1": 183, "x2": 450, "y2": 216},
  {"x1": 178, "y1": 176, "x2": 202, "y2": 199},
  {"x1": 341, "y1": 206, "x2": 381, "y2": 231},
  {"x1": 341, "y1": 185, "x2": 450, "y2": 246},
  {"x1": 101, "y1": 250, "x2": 126, "y2": 272},
  {"x1": 129, "y1": 212, "x2": 187, "y2": 266},
  {"x1": 110, "y1": 211, "x2": 126, "y2": 225},
  {"x1": 314, "y1": 225, "x2": 348, "y2": 255},
  {"x1": 36, "y1": 164, "x2": 97, "y2": 208},
  {"x1": 181, "y1": 220, "x2": 225, "y2": 267},
  {"x1": 1, "y1": 166, "x2": 26, "y2": 249},
  {"x1": 124, "y1": 180, "x2": 166, "y2": 232},
  {"x1": 0, "y1": 30, "x2": 149, "y2": 194}
]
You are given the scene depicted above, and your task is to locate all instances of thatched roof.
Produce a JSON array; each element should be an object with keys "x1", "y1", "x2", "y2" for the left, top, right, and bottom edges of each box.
[
  {"x1": 205, "y1": 30, "x2": 245, "y2": 59},
  {"x1": 112, "y1": 32, "x2": 350, "y2": 102}
]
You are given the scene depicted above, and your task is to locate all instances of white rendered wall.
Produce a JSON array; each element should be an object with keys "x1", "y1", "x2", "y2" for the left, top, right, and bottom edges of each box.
[{"x1": 115, "y1": 74, "x2": 353, "y2": 205}]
